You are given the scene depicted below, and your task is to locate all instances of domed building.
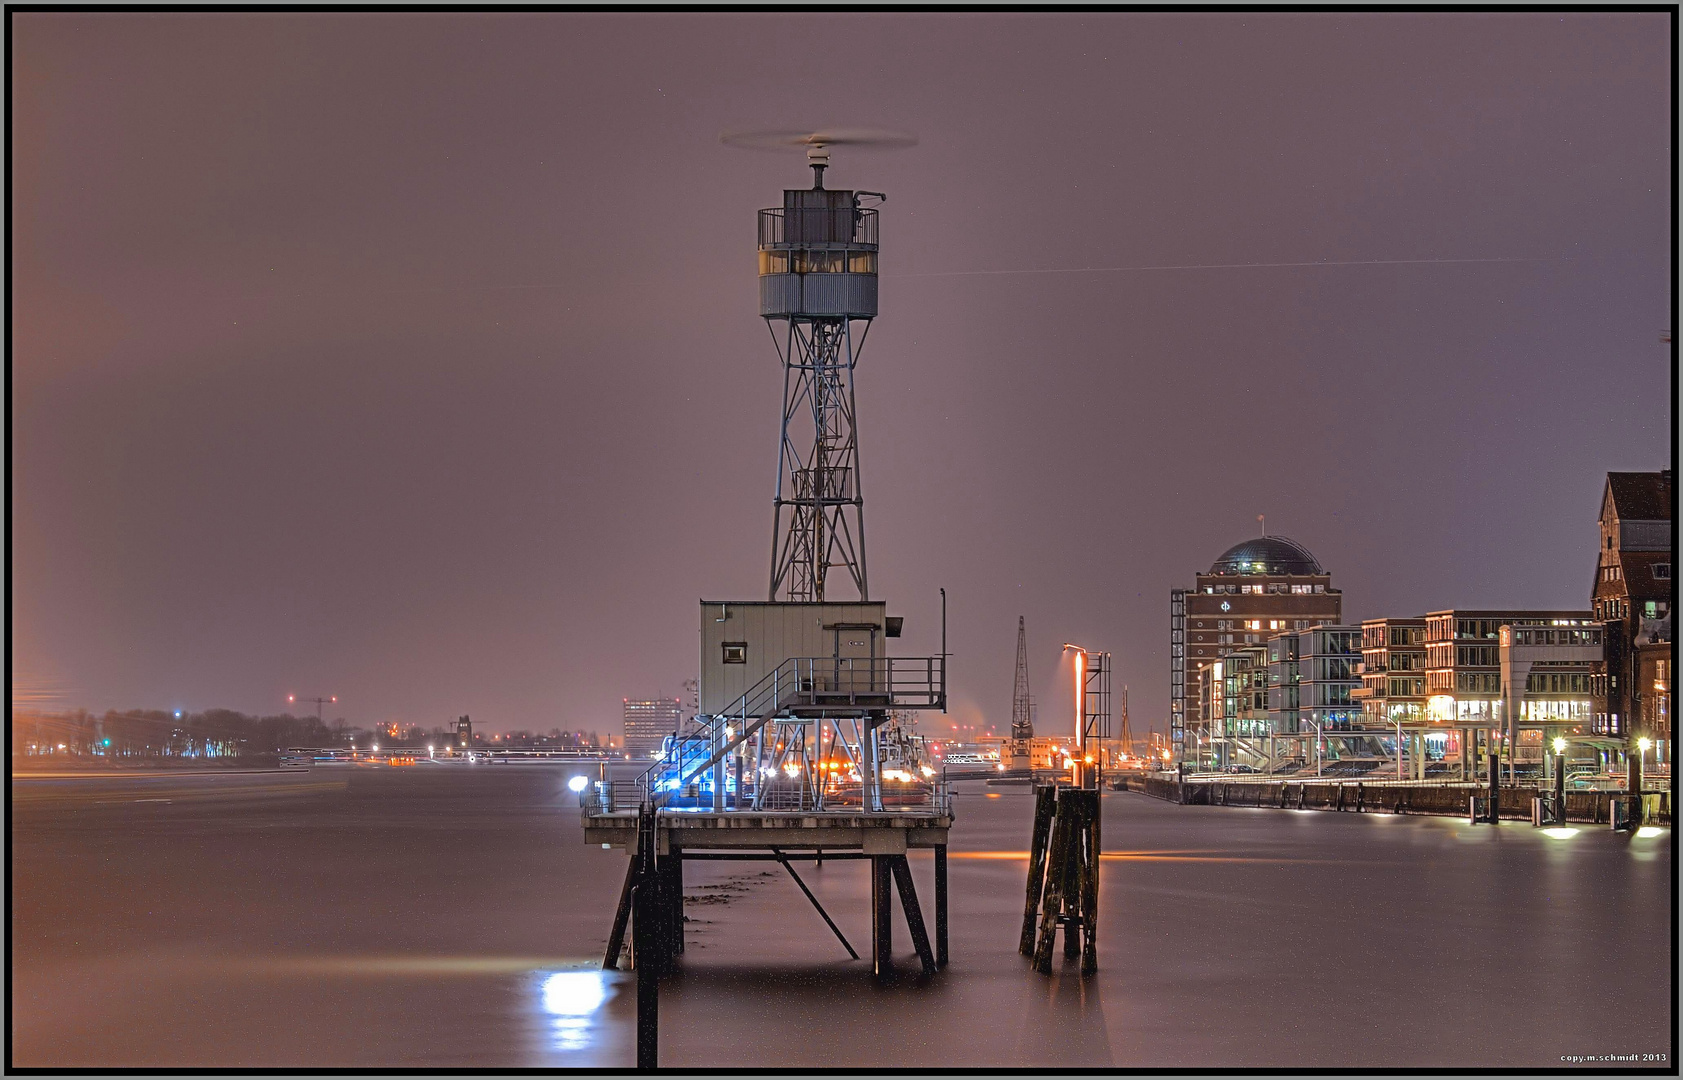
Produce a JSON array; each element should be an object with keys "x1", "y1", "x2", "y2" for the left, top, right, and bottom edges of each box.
[
  {"x1": 1205, "y1": 536, "x2": 1324, "y2": 577},
  {"x1": 1170, "y1": 535, "x2": 1342, "y2": 764}
]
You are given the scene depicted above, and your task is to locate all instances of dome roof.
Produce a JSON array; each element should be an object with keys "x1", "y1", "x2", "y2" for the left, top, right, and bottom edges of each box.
[{"x1": 1208, "y1": 536, "x2": 1323, "y2": 576}]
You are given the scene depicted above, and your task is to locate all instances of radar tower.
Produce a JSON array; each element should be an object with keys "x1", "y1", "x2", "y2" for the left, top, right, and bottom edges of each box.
[{"x1": 725, "y1": 129, "x2": 914, "y2": 600}]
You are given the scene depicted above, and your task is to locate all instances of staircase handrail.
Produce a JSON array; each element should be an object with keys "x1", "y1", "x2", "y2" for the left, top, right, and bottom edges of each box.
[{"x1": 629, "y1": 654, "x2": 947, "y2": 807}]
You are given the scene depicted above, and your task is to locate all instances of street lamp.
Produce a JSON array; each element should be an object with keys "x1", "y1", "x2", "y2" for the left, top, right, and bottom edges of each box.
[{"x1": 1062, "y1": 643, "x2": 1093, "y2": 787}]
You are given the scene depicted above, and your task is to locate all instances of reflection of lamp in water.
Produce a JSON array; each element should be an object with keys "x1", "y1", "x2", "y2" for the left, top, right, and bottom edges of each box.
[{"x1": 541, "y1": 971, "x2": 611, "y2": 1052}]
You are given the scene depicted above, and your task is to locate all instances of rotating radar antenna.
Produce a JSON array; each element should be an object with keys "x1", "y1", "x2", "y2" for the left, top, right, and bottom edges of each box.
[{"x1": 722, "y1": 128, "x2": 917, "y2": 602}]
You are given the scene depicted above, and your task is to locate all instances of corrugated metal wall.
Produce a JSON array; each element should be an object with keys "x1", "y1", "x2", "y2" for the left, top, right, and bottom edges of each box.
[{"x1": 699, "y1": 601, "x2": 886, "y2": 714}]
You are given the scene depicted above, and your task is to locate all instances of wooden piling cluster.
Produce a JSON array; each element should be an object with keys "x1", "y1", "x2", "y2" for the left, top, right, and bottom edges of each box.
[{"x1": 1019, "y1": 784, "x2": 1100, "y2": 976}]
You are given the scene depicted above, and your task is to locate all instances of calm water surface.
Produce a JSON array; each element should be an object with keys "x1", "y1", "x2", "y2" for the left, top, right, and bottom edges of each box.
[{"x1": 10, "y1": 767, "x2": 1672, "y2": 1068}]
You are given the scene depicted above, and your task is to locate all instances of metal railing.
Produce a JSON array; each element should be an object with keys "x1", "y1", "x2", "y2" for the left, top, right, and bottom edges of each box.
[
  {"x1": 582, "y1": 655, "x2": 947, "y2": 817},
  {"x1": 586, "y1": 774, "x2": 954, "y2": 817},
  {"x1": 588, "y1": 780, "x2": 649, "y2": 813},
  {"x1": 758, "y1": 207, "x2": 878, "y2": 247}
]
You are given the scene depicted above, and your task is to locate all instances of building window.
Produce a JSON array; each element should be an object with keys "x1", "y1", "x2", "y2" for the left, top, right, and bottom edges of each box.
[
  {"x1": 1656, "y1": 563, "x2": 1672, "y2": 580},
  {"x1": 722, "y1": 642, "x2": 748, "y2": 664}
]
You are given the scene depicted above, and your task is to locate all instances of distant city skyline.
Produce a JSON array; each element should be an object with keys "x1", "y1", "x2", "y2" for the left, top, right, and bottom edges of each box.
[{"x1": 12, "y1": 12, "x2": 1671, "y2": 732}]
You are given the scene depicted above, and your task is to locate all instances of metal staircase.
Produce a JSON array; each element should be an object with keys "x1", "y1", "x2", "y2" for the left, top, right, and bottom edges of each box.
[{"x1": 590, "y1": 655, "x2": 946, "y2": 814}]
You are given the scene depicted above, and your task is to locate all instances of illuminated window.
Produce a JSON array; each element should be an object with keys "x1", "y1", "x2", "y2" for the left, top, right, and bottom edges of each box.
[
  {"x1": 847, "y1": 250, "x2": 878, "y2": 273},
  {"x1": 793, "y1": 250, "x2": 845, "y2": 274},
  {"x1": 758, "y1": 250, "x2": 791, "y2": 275}
]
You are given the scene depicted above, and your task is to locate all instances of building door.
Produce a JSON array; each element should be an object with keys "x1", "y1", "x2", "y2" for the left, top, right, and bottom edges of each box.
[{"x1": 831, "y1": 625, "x2": 879, "y2": 697}]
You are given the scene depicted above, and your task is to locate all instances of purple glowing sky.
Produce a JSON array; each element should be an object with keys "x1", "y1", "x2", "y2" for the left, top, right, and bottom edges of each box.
[{"x1": 12, "y1": 12, "x2": 1671, "y2": 735}]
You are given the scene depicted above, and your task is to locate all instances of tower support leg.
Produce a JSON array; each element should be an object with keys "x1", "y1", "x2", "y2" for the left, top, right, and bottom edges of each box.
[
  {"x1": 667, "y1": 846, "x2": 685, "y2": 955},
  {"x1": 772, "y1": 848, "x2": 857, "y2": 959},
  {"x1": 632, "y1": 883, "x2": 658, "y2": 1069},
  {"x1": 934, "y1": 845, "x2": 949, "y2": 968},
  {"x1": 889, "y1": 855, "x2": 937, "y2": 976},
  {"x1": 871, "y1": 855, "x2": 893, "y2": 977},
  {"x1": 603, "y1": 855, "x2": 636, "y2": 970}
]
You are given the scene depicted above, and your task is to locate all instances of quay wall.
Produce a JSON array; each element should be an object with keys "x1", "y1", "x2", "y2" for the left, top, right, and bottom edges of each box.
[{"x1": 1123, "y1": 775, "x2": 1672, "y2": 825}]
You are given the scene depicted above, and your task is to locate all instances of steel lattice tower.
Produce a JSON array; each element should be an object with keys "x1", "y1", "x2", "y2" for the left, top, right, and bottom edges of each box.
[
  {"x1": 1012, "y1": 616, "x2": 1034, "y2": 740},
  {"x1": 768, "y1": 316, "x2": 869, "y2": 601},
  {"x1": 753, "y1": 147, "x2": 884, "y2": 602}
]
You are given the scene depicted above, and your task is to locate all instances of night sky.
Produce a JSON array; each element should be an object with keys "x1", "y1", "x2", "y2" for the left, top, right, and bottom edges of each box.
[{"x1": 12, "y1": 12, "x2": 1672, "y2": 736}]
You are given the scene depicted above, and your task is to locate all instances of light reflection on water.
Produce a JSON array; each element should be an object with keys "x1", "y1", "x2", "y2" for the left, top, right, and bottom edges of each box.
[{"x1": 537, "y1": 969, "x2": 616, "y2": 1053}]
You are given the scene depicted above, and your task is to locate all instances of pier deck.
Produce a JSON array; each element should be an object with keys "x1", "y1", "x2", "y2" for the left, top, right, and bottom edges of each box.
[{"x1": 584, "y1": 807, "x2": 952, "y2": 852}]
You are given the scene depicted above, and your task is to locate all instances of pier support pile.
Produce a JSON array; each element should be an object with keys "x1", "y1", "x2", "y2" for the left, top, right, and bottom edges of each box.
[
  {"x1": 871, "y1": 853, "x2": 940, "y2": 977},
  {"x1": 1019, "y1": 784, "x2": 1100, "y2": 975},
  {"x1": 603, "y1": 808, "x2": 680, "y2": 1069},
  {"x1": 604, "y1": 807, "x2": 684, "y2": 977}
]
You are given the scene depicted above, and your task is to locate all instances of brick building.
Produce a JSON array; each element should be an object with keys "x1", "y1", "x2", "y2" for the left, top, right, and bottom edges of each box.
[
  {"x1": 1589, "y1": 471, "x2": 1672, "y2": 750},
  {"x1": 1172, "y1": 536, "x2": 1341, "y2": 764}
]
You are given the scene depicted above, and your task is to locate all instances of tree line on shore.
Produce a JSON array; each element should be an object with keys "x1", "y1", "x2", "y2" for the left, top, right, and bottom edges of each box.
[{"x1": 11, "y1": 708, "x2": 607, "y2": 760}]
